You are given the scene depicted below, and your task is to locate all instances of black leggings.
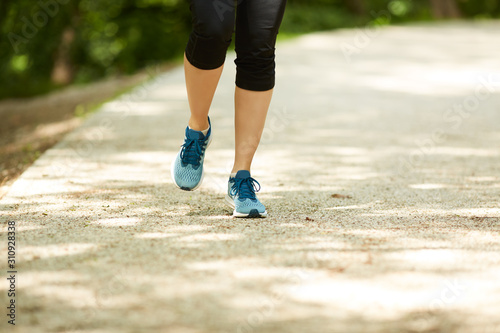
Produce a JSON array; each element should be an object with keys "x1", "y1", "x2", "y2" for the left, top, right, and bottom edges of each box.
[{"x1": 186, "y1": 0, "x2": 287, "y2": 91}]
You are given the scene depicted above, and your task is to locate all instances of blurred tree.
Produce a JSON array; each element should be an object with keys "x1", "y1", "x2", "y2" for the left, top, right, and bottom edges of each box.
[
  {"x1": 0, "y1": 0, "x2": 12, "y2": 27},
  {"x1": 342, "y1": 0, "x2": 366, "y2": 15},
  {"x1": 0, "y1": 0, "x2": 191, "y2": 99},
  {"x1": 51, "y1": 26, "x2": 76, "y2": 85},
  {"x1": 457, "y1": 0, "x2": 500, "y2": 18},
  {"x1": 429, "y1": 0, "x2": 462, "y2": 18},
  {"x1": 1, "y1": 0, "x2": 499, "y2": 100}
]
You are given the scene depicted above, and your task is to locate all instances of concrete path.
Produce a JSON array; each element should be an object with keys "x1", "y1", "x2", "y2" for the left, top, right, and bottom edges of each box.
[{"x1": 2, "y1": 22, "x2": 500, "y2": 333}]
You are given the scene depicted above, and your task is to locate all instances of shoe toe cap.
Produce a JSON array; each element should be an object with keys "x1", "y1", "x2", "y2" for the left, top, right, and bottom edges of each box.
[
  {"x1": 235, "y1": 198, "x2": 266, "y2": 214},
  {"x1": 173, "y1": 156, "x2": 203, "y2": 190}
]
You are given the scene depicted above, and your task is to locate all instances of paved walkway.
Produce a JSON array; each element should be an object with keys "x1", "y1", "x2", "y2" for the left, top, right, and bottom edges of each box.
[{"x1": 2, "y1": 22, "x2": 500, "y2": 333}]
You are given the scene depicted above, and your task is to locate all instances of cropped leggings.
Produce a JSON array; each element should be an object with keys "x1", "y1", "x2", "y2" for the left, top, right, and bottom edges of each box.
[{"x1": 185, "y1": 0, "x2": 287, "y2": 91}]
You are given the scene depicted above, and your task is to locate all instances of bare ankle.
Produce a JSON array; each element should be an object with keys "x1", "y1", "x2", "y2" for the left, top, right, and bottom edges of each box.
[
  {"x1": 188, "y1": 117, "x2": 210, "y2": 131},
  {"x1": 231, "y1": 166, "x2": 251, "y2": 175}
]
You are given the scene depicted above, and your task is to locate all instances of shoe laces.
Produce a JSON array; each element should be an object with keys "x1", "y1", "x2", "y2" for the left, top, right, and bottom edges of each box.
[
  {"x1": 230, "y1": 177, "x2": 261, "y2": 201},
  {"x1": 180, "y1": 137, "x2": 205, "y2": 167}
]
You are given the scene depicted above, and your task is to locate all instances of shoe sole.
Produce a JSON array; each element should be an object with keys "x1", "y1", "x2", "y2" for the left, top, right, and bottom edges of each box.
[
  {"x1": 171, "y1": 133, "x2": 212, "y2": 191},
  {"x1": 224, "y1": 194, "x2": 267, "y2": 218}
]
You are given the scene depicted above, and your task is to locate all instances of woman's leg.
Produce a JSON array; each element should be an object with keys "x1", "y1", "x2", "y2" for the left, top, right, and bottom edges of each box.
[
  {"x1": 184, "y1": 54, "x2": 223, "y2": 131},
  {"x1": 232, "y1": 0, "x2": 287, "y2": 173},
  {"x1": 224, "y1": 0, "x2": 286, "y2": 217},
  {"x1": 184, "y1": 0, "x2": 236, "y2": 130},
  {"x1": 232, "y1": 87, "x2": 273, "y2": 173},
  {"x1": 172, "y1": 1, "x2": 235, "y2": 191}
]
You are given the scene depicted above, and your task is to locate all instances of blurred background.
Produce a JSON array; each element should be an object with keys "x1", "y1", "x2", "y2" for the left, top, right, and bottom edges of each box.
[
  {"x1": 1, "y1": 0, "x2": 499, "y2": 100},
  {"x1": 1, "y1": 0, "x2": 499, "y2": 193}
]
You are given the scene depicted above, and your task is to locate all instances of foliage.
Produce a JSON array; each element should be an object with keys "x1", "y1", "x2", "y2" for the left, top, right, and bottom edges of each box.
[
  {"x1": 1, "y1": 0, "x2": 499, "y2": 100},
  {"x1": 280, "y1": 4, "x2": 361, "y2": 33},
  {"x1": 0, "y1": 0, "x2": 190, "y2": 99}
]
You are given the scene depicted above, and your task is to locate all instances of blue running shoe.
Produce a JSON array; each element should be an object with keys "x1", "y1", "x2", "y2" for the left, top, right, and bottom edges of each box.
[
  {"x1": 225, "y1": 170, "x2": 267, "y2": 218},
  {"x1": 171, "y1": 117, "x2": 212, "y2": 191}
]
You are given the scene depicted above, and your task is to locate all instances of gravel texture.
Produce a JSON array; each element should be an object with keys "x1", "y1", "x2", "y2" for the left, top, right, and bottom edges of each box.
[{"x1": 1, "y1": 22, "x2": 500, "y2": 333}]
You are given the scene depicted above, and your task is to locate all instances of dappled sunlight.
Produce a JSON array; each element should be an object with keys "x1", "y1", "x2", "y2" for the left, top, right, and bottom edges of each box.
[
  {"x1": 339, "y1": 155, "x2": 372, "y2": 164},
  {"x1": 410, "y1": 183, "x2": 448, "y2": 189},
  {"x1": 166, "y1": 225, "x2": 214, "y2": 232},
  {"x1": 28, "y1": 285, "x2": 97, "y2": 308},
  {"x1": 92, "y1": 217, "x2": 142, "y2": 227},
  {"x1": 351, "y1": 64, "x2": 489, "y2": 96},
  {"x1": 277, "y1": 223, "x2": 306, "y2": 228},
  {"x1": 18, "y1": 271, "x2": 97, "y2": 307},
  {"x1": 265, "y1": 240, "x2": 347, "y2": 252},
  {"x1": 281, "y1": 25, "x2": 500, "y2": 98},
  {"x1": 451, "y1": 208, "x2": 500, "y2": 217},
  {"x1": 146, "y1": 82, "x2": 187, "y2": 100},
  {"x1": 186, "y1": 259, "x2": 258, "y2": 273},
  {"x1": 18, "y1": 271, "x2": 83, "y2": 289},
  {"x1": 203, "y1": 215, "x2": 234, "y2": 220},
  {"x1": 232, "y1": 266, "x2": 306, "y2": 280},
  {"x1": 467, "y1": 176, "x2": 498, "y2": 182},
  {"x1": 1, "y1": 118, "x2": 82, "y2": 155},
  {"x1": 1, "y1": 22, "x2": 500, "y2": 332},
  {"x1": 365, "y1": 207, "x2": 500, "y2": 218},
  {"x1": 135, "y1": 232, "x2": 180, "y2": 239},
  {"x1": 400, "y1": 249, "x2": 463, "y2": 266},
  {"x1": 425, "y1": 147, "x2": 500, "y2": 157},
  {"x1": 105, "y1": 151, "x2": 175, "y2": 164},
  {"x1": 283, "y1": 277, "x2": 434, "y2": 317},
  {"x1": 0, "y1": 224, "x2": 43, "y2": 233},
  {"x1": 100, "y1": 100, "x2": 182, "y2": 116},
  {"x1": 175, "y1": 233, "x2": 242, "y2": 242},
  {"x1": 333, "y1": 171, "x2": 383, "y2": 180},
  {"x1": 17, "y1": 243, "x2": 97, "y2": 261},
  {"x1": 327, "y1": 202, "x2": 378, "y2": 210}
]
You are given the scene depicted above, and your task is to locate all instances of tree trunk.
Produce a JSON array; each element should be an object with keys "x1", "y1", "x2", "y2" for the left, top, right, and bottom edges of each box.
[
  {"x1": 343, "y1": 0, "x2": 366, "y2": 16},
  {"x1": 0, "y1": 0, "x2": 12, "y2": 28},
  {"x1": 429, "y1": 0, "x2": 462, "y2": 18},
  {"x1": 51, "y1": 26, "x2": 75, "y2": 85}
]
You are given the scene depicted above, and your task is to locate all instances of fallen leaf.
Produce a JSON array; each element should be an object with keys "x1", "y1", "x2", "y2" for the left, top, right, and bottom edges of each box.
[
  {"x1": 331, "y1": 194, "x2": 352, "y2": 199},
  {"x1": 329, "y1": 267, "x2": 346, "y2": 273}
]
